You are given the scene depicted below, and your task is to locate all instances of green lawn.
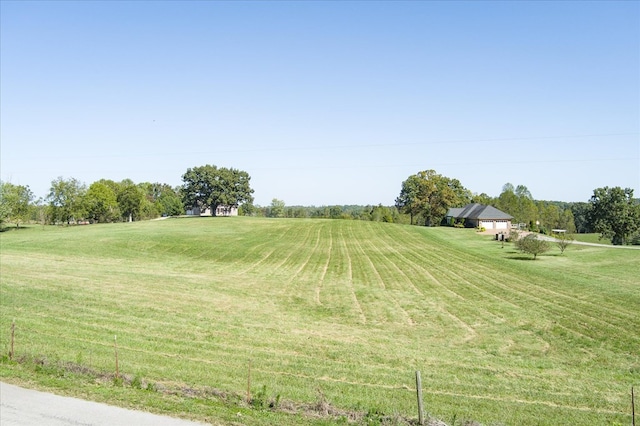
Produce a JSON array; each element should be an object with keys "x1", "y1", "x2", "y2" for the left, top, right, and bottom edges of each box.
[
  {"x1": 570, "y1": 233, "x2": 608, "y2": 245},
  {"x1": 1, "y1": 218, "x2": 638, "y2": 425}
]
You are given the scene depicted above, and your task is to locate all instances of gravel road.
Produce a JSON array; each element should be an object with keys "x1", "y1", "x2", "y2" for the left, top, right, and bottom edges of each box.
[
  {"x1": 536, "y1": 235, "x2": 640, "y2": 249},
  {"x1": 0, "y1": 382, "x2": 209, "y2": 426}
]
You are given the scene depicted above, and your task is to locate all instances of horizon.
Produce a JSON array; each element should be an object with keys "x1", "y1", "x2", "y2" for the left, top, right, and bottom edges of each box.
[{"x1": 1, "y1": 1, "x2": 638, "y2": 206}]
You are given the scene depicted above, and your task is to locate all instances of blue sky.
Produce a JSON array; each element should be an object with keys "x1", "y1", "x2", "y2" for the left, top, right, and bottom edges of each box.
[{"x1": 1, "y1": 1, "x2": 638, "y2": 206}]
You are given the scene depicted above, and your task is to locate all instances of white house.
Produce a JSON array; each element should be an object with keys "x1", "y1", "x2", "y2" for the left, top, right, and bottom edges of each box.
[{"x1": 187, "y1": 205, "x2": 238, "y2": 217}]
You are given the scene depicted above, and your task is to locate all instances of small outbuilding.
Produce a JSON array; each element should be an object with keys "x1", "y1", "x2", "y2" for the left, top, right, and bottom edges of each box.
[{"x1": 445, "y1": 203, "x2": 513, "y2": 230}]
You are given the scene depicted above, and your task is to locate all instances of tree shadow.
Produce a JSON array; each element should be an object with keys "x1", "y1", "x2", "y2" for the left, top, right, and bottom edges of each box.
[
  {"x1": 0, "y1": 225, "x2": 31, "y2": 233},
  {"x1": 506, "y1": 255, "x2": 537, "y2": 261},
  {"x1": 507, "y1": 252, "x2": 559, "y2": 261}
]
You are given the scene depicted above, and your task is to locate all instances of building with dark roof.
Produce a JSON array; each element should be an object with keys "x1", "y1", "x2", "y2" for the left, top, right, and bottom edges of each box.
[{"x1": 445, "y1": 203, "x2": 513, "y2": 231}]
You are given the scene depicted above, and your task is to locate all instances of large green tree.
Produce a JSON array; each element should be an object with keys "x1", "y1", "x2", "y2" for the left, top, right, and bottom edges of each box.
[
  {"x1": 495, "y1": 183, "x2": 519, "y2": 222},
  {"x1": 181, "y1": 165, "x2": 254, "y2": 215},
  {"x1": 515, "y1": 185, "x2": 537, "y2": 226},
  {"x1": 370, "y1": 204, "x2": 396, "y2": 223},
  {"x1": 268, "y1": 198, "x2": 286, "y2": 218},
  {"x1": 496, "y1": 183, "x2": 537, "y2": 227},
  {"x1": 589, "y1": 186, "x2": 640, "y2": 245},
  {"x1": 117, "y1": 183, "x2": 144, "y2": 222},
  {"x1": 136, "y1": 182, "x2": 161, "y2": 220},
  {"x1": 47, "y1": 177, "x2": 87, "y2": 225},
  {"x1": 154, "y1": 184, "x2": 184, "y2": 217},
  {"x1": 571, "y1": 202, "x2": 593, "y2": 233},
  {"x1": 471, "y1": 192, "x2": 494, "y2": 205},
  {"x1": 0, "y1": 181, "x2": 34, "y2": 228},
  {"x1": 394, "y1": 174, "x2": 423, "y2": 225},
  {"x1": 396, "y1": 170, "x2": 471, "y2": 226},
  {"x1": 85, "y1": 182, "x2": 120, "y2": 223},
  {"x1": 537, "y1": 202, "x2": 560, "y2": 233},
  {"x1": 95, "y1": 179, "x2": 122, "y2": 197},
  {"x1": 557, "y1": 209, "x2": 576, "y2": 233}
]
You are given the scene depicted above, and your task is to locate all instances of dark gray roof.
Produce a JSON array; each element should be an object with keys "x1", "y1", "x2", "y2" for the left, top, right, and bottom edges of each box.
[
  {"x1": 446, "y1": 203, "x2": 513, "y2": 220},
  {"x1": 447, "y1": 207, "x2": 465, "y2": 217}
]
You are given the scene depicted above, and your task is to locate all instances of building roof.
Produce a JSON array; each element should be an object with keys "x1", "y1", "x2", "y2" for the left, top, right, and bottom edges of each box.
[
  {"x1": 447, "y1": 207, "x2": 465, "y2": 217},
  {"x1": 446, "y1": 203, "x2": 513, "y2": 220}
]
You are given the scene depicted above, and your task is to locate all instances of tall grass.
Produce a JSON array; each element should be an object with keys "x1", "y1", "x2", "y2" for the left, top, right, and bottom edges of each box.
[{"x1": 1, "y1": 217, "x2": 638, "y2": 425}]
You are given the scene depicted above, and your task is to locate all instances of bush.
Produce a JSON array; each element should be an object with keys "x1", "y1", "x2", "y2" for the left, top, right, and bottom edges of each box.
[
  {"x1": 516, "y1": 234, "x2": 550, "y2": 260},
  {"x1": 555, "y1": 233, "x2": 574, "y2": 254},
  {"x1": 250, "y1": 385, "x2": 280, "y2": 410}
]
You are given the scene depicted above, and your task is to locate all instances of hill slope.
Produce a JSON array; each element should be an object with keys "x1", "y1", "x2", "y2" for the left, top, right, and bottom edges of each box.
[{"x1": 1, "y1": 218, "x2": 638, "y2": 425}]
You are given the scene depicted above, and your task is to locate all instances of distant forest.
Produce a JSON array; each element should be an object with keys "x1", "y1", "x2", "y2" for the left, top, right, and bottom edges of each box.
[
  {"x1": 261, "y1": 194, "x2": 597, "y2": 235},
  {"x1": 1, "y1": 166, "x2": 639, "y2": 244}
]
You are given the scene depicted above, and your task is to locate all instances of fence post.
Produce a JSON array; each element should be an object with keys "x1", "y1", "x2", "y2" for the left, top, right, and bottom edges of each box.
[
  {"x1": 633, "y1": 386, "x2": 636, "y2": 426},
  {"x1": 416, "y1": 370, "x2": 424, "y2": 425}
]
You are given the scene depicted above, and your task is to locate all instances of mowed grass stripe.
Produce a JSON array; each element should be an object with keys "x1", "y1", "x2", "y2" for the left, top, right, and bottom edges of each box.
[
  {"x1": 336, "y1": 221, "x2": 367, "y2": 324},
  {"x1": 414, "y1": 225, "x2": 639, "y2": 322},
  {"x1": 344, "y1": 223, "x2": 408, "y2": 325},
  {"x1": 384, "y1": 225, "x2": 639, "y2": 345},
  {"x1": 360, "y1": 224, "x2": 486, "y2": 342},
  {"x1": 385, "y1": 228, "x2": 638, "y2": 390},
  {"x1": 1, "y1": 218, "x2": 637, "y2": 425},
  {"x1": 355, "y1": 228, "x2": 431, "y2": 326},
  {"x1": 273, "y1": 221, "x2": 320, "y2": 298},
  {"x1": 378, "y1": 225, "x2": 637, "y2": 402},
  {"x1": 315, "y1": 222, "x2": 363, "y2": 323},
  {"x1": 346, "y1": 223, "x2": 415, "y2": 325},
  {"x1": 15, "y1": 313, "x2": 608, "y2": 418},
  {"x1": 0, "y1": 223, "x2": 624, "y2": 366},
  {"x1": 283, "y1": 221, "x2": 325, "y2": 284}
]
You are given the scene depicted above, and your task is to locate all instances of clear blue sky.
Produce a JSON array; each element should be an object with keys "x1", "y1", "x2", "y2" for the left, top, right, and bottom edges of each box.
[{"x1": 1, "y1": 1, "x2": 638, "y2": 206}]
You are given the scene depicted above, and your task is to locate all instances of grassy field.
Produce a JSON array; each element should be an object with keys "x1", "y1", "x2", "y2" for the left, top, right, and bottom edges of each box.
[
  {"x1": 1, "y1": 218, "x2": 638, "y2": 425},
  {"x1": 571, "y1": 233, "x2": 613, "y2": 245}
]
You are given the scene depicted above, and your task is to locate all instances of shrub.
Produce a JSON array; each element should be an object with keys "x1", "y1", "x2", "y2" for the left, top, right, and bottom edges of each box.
[
  {"x1": 555, "y1": 233, "x2": 574, "y2": 254},
  {"x1": 251, "y1": 384, "x2": 280, "y2": 410},
  {"x1": 516, "y1": 234, "x2": 550, "y2": 260}
]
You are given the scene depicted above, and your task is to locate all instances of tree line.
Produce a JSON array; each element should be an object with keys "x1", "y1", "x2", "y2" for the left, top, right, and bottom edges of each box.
[
  {"x1": 394, "y1": 169, "x2": 579, "y2": 232},
  {"x1": 394, "y1": 169, "x2": 640, "y2": 245},
  {"x1": 258, "y1": 200, "x2": 403, "y2": 223},
  {"x1": 1, "y1": 166, "x2": 638, "y2": 244},
  {"x1": 0, "y1": 164, "x2": 255, "y2": 227},
  {"x1": 0, "y1": 178, "x2": 185, "y2": 227}
]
